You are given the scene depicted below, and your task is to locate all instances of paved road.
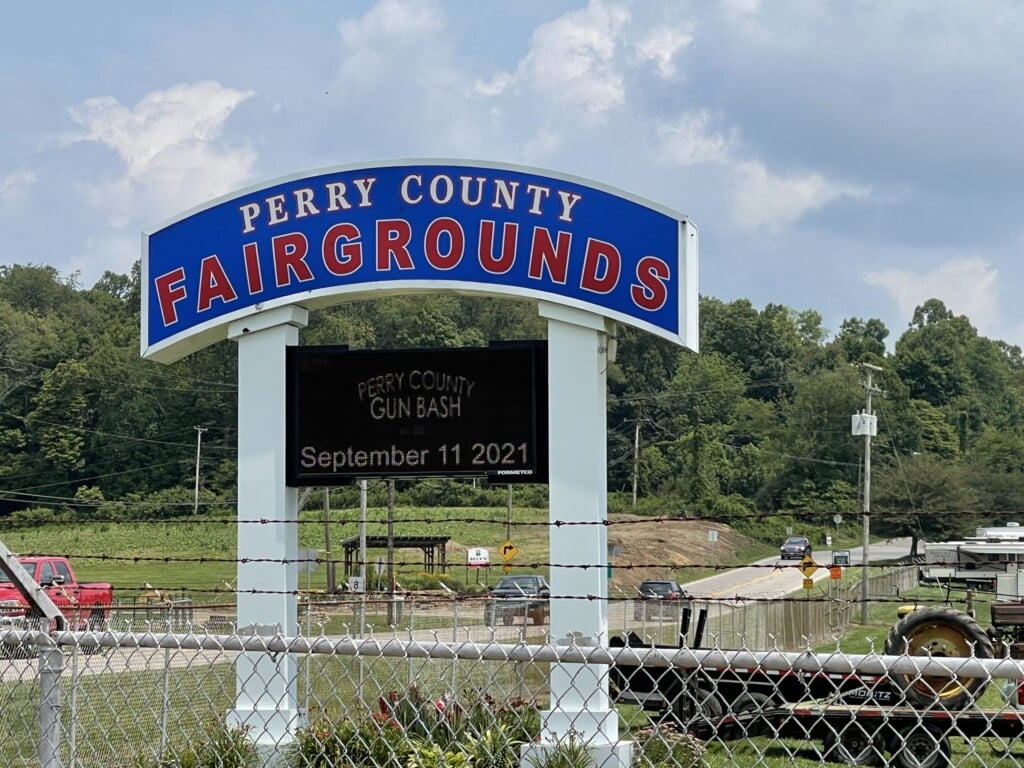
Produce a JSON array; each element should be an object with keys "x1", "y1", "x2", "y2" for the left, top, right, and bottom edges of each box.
[{"x1": 685, "y1": 537, "x2": 914, "y2": 601}]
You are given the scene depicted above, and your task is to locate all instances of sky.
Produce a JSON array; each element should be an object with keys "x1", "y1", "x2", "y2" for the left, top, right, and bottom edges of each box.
[{"x1": 2, "y1": 0, "x2": 1023, "y2": 350}]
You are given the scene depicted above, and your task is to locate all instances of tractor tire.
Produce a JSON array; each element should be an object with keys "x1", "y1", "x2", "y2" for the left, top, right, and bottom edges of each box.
[{"x1": 884, "y1": 607, "x2": 994, "y2": 709}]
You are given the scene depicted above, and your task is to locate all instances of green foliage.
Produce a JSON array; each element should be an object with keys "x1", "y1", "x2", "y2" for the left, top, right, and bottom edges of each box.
[
  {"x1": 296, "y1": 690, "x2": 539, "y2": 768},
  {"x1": 132, "y1": 720, "x2": 257, "y2": 768},
  {"x1": 525, "y1": 732, "x2": 594, "y2": 768},
  {"x1": 406, "y1": 742, "x2": 472, "y2": 768},
  {"x1": 11, "y1": 260, "x2": 1024, "y2": 536},
  {"x1": 394, "y1": 571, "x2": 465, "y2": 592},
  {"x1": 631, "y1": 722, "x2": 705, "y2": 768},
  {"x1": 871, "y1": 453, "x2": 986, "y2": 542}
]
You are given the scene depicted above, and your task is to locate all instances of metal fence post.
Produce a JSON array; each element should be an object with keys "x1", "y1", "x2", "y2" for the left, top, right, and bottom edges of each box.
[
  {"x1": 38, "y1": 634, "x2": 64, "y2": 768},
  {"x1": 161, "y1": 647, "x2": 171, "y2": 757}
]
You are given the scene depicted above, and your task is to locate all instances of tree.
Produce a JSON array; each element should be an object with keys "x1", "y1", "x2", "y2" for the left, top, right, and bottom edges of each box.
[
  {"x1": 26, "y1": 360, "x2": 91, "y2": 475},
  {"x1": 759, "y1": 367, "x2": 862, "y2": 516},
  {"x1": 871, "y1": 453, "x2": 985, "y2": 546},
  {"x1": 835, "y1": 317, "x2": 888, "y2": 363}
]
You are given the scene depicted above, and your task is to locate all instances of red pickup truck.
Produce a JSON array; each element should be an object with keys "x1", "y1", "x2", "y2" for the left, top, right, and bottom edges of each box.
[{"x1": 0, "y1": 556, "x2": 113, "y2": 629}]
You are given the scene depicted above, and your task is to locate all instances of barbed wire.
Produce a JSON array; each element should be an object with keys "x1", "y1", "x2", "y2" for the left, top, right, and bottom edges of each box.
[
  {"x1": 10, "y1": 551, "x2": 935, "y2": 570},
  {"x1": 100, "y1": 586, "x2": 950, "y2": 607},
  {"x1": 0, "y1": 509, "x2": 1006, "y2": 527}
]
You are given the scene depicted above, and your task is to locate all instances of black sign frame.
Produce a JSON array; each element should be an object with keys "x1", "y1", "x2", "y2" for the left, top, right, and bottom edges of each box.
[{"x1": 286, "y1": 342, "x2": 548, "y2": 485}]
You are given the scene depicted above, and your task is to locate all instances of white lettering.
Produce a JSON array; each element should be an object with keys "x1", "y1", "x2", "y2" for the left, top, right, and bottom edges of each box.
[
  {"x1": 401, "y1": 174, "x2": 424, "y2": 204},
  {"x1": 430, "y1": 175, "x2": 454, "y2": 204},
  {"x1": 267, "y1": 194, "x2": 288, "y2": 225},
  {"x1": 240, "y1": 202, "x2": 261, "y2": 234},
  {"x1": 491, "y1": 179, "x2": 520, "y2": 211},
  {"x1": 353, "y1": 177, "x2": 376, "y2": 207},
  {"x1": 325, "y1": 182, "x2": 352, "y2": 211},
  {"x1": 294, "y1": 188, "x2": 319, "y2": 219},
  {"x1": 460, "y1": 176, "x2": 485, "y2": 206},
  {"x1": 557, "y1": 190, "x2": 583, "y2": 222},
  {"x1": 526, "y1": 184, "x2": 550, "y2": 215}
]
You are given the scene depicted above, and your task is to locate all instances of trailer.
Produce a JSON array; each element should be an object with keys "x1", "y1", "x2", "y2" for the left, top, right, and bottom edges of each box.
[
  {"x1": 695, "y1": 699, "x2": 1024, "y2": 768},
  {"x1": 610, "y1": 604, "x2": 1022, "y2": 767}
]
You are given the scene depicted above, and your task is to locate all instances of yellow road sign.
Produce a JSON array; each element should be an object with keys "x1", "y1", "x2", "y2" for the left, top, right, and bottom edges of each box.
[
  {"x1": 799, "y1": 554, "x2": 818, "y2": 578},
  {"x1": 500, "y1": 540, "x2": 519, "y2": 562},
  {"x1": 802, "y1": 577, "x2": 814, "y2": 590},
  {"x1": 503, "y1": 564, "x2": 512, "y2": 574}
]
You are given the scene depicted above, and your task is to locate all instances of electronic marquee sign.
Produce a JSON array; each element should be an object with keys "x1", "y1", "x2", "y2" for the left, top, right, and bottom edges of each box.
[
  {"x1": 286, "y1": 343, "x2": 548, "y2": 484},
  {"x1": 141, "y1": 160, "x2": 698, "y2": 363}
]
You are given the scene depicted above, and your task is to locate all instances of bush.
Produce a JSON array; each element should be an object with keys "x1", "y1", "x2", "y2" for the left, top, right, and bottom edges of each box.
[
  {"x1": 393, "y1": 571, "x2": 464, "y2": 593},
  {"x1": 295, "y1": 690, "x2": 541, "y2": 767},
  {"x1": 631, "y1": 722, "x2": 705, "y2": 768},
  {"x1": 132, "y1": 720, "x2": 257, "y2": 768}
]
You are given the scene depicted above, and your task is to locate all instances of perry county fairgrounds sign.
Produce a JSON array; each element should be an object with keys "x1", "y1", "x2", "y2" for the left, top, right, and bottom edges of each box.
[{"x1": 141, "y1": 160, "x2": 698, "y2": 364}]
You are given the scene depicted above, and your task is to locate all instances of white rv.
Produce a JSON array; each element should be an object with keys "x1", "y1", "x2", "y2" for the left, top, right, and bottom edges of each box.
[{"x1": 921, "y1": 522, "x2": 1024, "y2": 599}]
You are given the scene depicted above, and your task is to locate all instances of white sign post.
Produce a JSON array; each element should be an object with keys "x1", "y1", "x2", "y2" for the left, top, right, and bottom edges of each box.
[{"x1": 226, "y1": 306, "x2": 308, "y2": 753}]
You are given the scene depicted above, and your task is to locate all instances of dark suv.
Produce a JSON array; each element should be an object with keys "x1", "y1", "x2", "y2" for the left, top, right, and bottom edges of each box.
[
  {"x1": 486, "y1": 574, "x2": 550, "y2": 625},
  {"x1": 779, "y1": 536, "x2": 812, "y2": 560},
  {"x1": 634, "y1": 579, "x2": 689, "y2": 620}
]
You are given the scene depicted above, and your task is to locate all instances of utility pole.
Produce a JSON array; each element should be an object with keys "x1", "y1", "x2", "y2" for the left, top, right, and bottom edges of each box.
[
  {"x1": 358, "y1": 478, "x2": 367, "y2": 637},
  {"x1": 323, "y1": 488, "x2": 335, "y2": 593},
  {"x1": 386, "y1": 479, "x2": 396, "y2": 626},
  {"x1": 193, "y1": 426, "x2": 207, "y2": 516},
  {"x1": 631, "y1": 410, "x2": 640, "y2": 507},
  {"x1": 856, "y1": 363, "x2": 882, "y2": 624}
]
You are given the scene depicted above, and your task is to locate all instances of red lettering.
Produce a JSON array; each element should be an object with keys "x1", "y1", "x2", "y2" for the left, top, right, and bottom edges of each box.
[
  {"x1": 527, "y1": 227, "x2": 571, "y2": 284},
  {"x1": 580, "y1": 238, "x2": 621, "y2": 294},
  {"x1": 322, "y1": 223, "x2": 363, "y2": 276},
  {"x1": 197, "y1": 256, "x2": 238, "y2": 311},
  {"x1": 631, "y1": 256, "x2": 670, "y2": 311},
  {"x1": 424, "y1": 217, "x2": 465, "y2": 270},
  {"x1": 272, "y1": 233, "x2": 313, "y2": 287},
  {"x1": 242, "y1": 242, "x2": 263, "y2": 294},
  {"x1": 478, "y1": 220, "x2": 518, "y2": 275},
  {"x1": 154, "y1": 267, "x2": 187, "y2": 326},
  {"x1": 376, "y1": 219, "x2": 414, "y2": 270}
]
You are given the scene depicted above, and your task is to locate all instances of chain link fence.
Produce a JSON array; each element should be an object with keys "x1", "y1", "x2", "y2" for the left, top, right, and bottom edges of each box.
[{"x1": 4, "y1": 565, "x2": 1024, "y2": 768}]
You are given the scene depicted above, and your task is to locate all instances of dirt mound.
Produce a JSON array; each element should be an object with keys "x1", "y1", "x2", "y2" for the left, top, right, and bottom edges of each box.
[
  {"x1": 607, "y1": 514, "x2": 754, "y2": 592},
  {"x1": 443, "y1": 513, "x2": 754, "y2": 591}
]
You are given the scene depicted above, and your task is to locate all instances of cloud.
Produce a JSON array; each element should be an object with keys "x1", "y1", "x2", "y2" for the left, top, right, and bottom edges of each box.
[
  {"x1": 635, "y1": 23, "x2": 694, "y2": 78},
  {"x1": 865, "y1": 257, "x2": 1000, "y2": 335},
  {"x1": 656, "y1": 111, "x2": 734, "y2": 166},
  {"x1": 506, "y1": 1, "x2": 631, "y2": 118},
  {"x1": 63, "y1": 81, "x2": 256, "y2": 226},
  {"x1": 655, "y1": 110, "x2": 869, "y2": 232},
  {"x1": 337, "y1": 0, "x2": 444, "y2": 82},
  {"x1": 730, "y1": 160, "x2": 870, "y2": 232},
  {"x1": 0, "y1": 169, "x2": 36, "y2": 215}
]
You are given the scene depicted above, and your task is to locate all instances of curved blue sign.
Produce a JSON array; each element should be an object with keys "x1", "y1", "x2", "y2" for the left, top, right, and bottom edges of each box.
[{"x1": 141, "y1": 160, "x2": 698, "y2": 362}]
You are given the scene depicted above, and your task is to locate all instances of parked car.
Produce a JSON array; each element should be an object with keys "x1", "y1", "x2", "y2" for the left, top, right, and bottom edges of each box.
[
  {"x1": 779, "y1": 536, "x2": 813, "y2": 560},
  {"x1": 634, "y1": 579, "x2": 689, "y2": 620},
  {"x1": 485, "y1": 574, "x2": 550, "y2": 626}
]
